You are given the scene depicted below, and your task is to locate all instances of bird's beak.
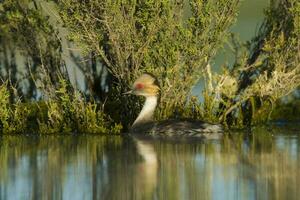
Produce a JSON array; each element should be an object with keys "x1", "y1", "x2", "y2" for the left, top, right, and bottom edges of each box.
[{"x1": 123, "y1": 90, "x2": 133, "y2": 95}]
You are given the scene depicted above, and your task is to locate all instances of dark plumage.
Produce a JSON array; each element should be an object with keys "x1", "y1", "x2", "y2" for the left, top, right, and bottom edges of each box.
[{"x1": 126, "y1": 73, "x2": 223, "y2": 139}]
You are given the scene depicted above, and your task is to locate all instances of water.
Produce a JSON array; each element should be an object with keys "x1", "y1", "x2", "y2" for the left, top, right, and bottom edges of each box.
[{"x1": 0, "y1": 126, "x2": 299, "y2": 200}]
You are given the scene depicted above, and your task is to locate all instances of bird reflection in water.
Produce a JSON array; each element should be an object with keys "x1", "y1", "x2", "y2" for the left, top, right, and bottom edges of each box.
[{"x1": 134, "y1": 139, "x2": 158, "y2": 199}]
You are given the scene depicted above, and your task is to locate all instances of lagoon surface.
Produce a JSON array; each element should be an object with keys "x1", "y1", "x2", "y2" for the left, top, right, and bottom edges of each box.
[{"x1": 0, "y1": 125, "x2": 299, "y2": 200}]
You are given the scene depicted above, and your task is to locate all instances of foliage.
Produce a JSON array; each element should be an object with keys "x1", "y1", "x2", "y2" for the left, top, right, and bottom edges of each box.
[
  {"x1": 197, "y1": 0, "x2": 300, "y2": 127},
  {"x1": 39, "y1": 78, "x2": 122, "y2": 134},
  {"x1": 0, "y1": 83, "x2": 32, "y2": 133},
  {"x1": 270, "y1": 99, "x2": 300, "y2": 121},
  {"x1": 55, "y1": 0, "x2": 241, "y2": 126},
  {"x1": 0, "y1": 0, "x2": 122, "y2": 134},
  {"x1": 0, "y1": 83, "x2": 11, "y2": 132},
  {"x1": 0, "y1": 0, "x2": 299, "y2": 133},
  {"x1": 0, "y1": 80, "x2": 122, "y2": 134},
  {"x1": 0, "y1": 0, "x2": 63, "y2": 99}
]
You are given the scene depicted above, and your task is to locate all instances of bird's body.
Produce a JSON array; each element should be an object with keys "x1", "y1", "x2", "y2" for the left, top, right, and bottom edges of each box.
[{"x1": 127, "y1": 73, "x2": 223, "y2": 139}]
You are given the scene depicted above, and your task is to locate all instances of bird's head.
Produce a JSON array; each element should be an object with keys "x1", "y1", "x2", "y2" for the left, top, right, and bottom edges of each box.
[{"x1": 125, "y1": 73, "x2": 160, "y2": 97}]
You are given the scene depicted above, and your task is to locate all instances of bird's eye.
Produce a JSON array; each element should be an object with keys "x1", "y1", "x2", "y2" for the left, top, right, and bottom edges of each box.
[{"x1": 135, "y1": 83, "x2": 144, "y2": 90}]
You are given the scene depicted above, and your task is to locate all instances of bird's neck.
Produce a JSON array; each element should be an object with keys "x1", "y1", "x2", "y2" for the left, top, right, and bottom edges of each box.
[{"x1": 132, "y1": 96, "x2": 158, "y2": 128}]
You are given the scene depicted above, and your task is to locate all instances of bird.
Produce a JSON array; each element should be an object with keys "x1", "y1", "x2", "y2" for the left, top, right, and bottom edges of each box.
[{"x1": 125, "y1": 73, "x2": 223, "y2": 140}]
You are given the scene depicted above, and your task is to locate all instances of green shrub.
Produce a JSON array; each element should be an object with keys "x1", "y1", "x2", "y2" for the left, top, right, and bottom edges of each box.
[{"x1": 0, "y1": 80, "x2": 122, "y2": 134}]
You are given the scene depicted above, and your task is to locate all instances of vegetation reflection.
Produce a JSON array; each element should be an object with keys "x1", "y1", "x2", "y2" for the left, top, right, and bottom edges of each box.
[{"x1": 0, "y1": 129, "x2": 299, "y2": 200}]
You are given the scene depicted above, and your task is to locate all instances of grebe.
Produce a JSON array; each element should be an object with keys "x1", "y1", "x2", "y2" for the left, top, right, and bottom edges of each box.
[{"x1": 126, "y1": 73, "x2": 223, "y2": 139}]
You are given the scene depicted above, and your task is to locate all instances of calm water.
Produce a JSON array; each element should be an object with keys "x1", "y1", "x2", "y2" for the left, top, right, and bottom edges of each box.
[{"x1": 0, "y1": 126, "x2": 299, "y2": 200}]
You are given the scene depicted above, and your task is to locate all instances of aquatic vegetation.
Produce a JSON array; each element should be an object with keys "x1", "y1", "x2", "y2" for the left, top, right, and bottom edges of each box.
[
  {"x1": 0, "y1": 0, "x2": 299, "y2": 133},
  {"x1": 0, "y1": 80, "x2": 122, "y2": 134},
  {"x1": 40, "y1": 79, "x2": 122, "y2": 134},
  {"x1": 191, "y1": 0, "x2": 300, "y2": 127},
  {"x1": 55, "y1": 0, "x2": 241, "y2": 125},
  {"x1": 55, "y1": 0, "x2": 299, "y2": 128},
  {"x1": 0, "y1": 83, "x2": 11, "y2": 133},
  {"x1": 0, "y1": 83, "x2": 31, "y2": 133}
]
